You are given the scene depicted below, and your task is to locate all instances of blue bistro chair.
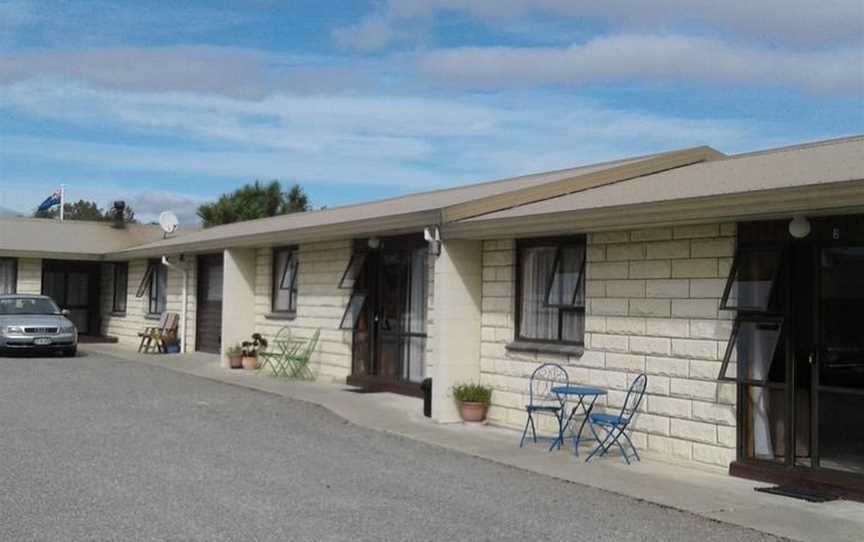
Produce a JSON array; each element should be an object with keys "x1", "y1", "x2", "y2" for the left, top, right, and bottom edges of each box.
[
  {"x1": 586, "y1": 373, "x2": 647, "y2": 464},
  {"x1": 519, "y1": 363, "x2": 569, "y2": 448}
]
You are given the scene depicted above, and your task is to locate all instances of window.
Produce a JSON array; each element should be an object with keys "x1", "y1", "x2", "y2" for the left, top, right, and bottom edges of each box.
[
  {"x1": 272, "y1": 247, "x2": 298, "y2": 315},
  {"x1": 720, "y1": 246, "x2": 783, "y2": 312},
  {"x1": 339, "y1": 251, "x2": 367, "y2": 290},
  {"x1": 338, "y1": 247, "x2": 369, "y2": 330},
  {"x1": 0, "y1": 258, "x2": 16, "y2": 294},
  {"x1": 718, "y1": 316, "x2": 783, "y2": 383},
  {"x1": 135, "y1": 260, "x2": 166, "y2": 315},
  {"x1": 112, "y1": 263, "x2": 128, "y2": 313},
  {"x1": 516, "y1": 236, "x2": 586, "y2": 345}
]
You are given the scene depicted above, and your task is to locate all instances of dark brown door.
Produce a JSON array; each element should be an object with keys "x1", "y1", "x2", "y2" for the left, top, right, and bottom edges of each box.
[
  {"x1": 41, "y1": 260, "x2": 100, "y2": 335},
  {"x1": 196, "y1": 254, "x2": 223, "y2": 354},
  {"x1": 810, "y1": 216, "x2": 864, "y2": 474},
  {"x1": 348, "y1": 235, "x2": 428, "y2": 394}
]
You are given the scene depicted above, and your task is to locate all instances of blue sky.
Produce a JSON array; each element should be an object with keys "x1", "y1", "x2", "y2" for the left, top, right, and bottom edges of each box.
[{"x1": 1, "y1": 1, "x2": 862, "y2": 224}]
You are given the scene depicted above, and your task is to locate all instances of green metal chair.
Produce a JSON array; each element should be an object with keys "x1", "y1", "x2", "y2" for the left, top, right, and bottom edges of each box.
[
  {"x1": 258, "y1": 327, "x2": 301, "y2": 377},
  {"x1": 286, "y1": 329, "x2": 319, "y2": 380}
]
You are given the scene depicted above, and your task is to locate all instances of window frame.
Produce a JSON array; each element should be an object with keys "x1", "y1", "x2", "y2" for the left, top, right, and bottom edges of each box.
[
  {"x1": 0, "y1": 257, "x2": 17, "y2": 295},
  {"x1": 339, "y1": 251, "x2": 368, "y2": 290},
  {"x1": 112, "y1": 262, "x2": 128, "y2": 314},
  {"x1": 514, "y1": 235, "x2": 587, "y2": 346},
  {"x1": 718, "y1": 314, "x2": 784, "y2": 384},
  {"x1": 137, "y1": 259, "x2": 166, "y2": 316},
  {"x1": 271, "y1": 246, "x2": 299, "y2": 316},
  {"x1": 719, "y1": 245, "x2": 784, "y2": 313}
]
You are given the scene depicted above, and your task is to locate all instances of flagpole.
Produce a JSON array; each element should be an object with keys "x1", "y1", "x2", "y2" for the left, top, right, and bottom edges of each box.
[{"x1": 59, "y1": 184, "x2": 65, "y2": 221}]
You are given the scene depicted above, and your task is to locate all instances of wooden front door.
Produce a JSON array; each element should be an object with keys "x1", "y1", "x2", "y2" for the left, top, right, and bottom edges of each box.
[{"x1": 196, "y1": 254, "x2": 223, "y2": 354}]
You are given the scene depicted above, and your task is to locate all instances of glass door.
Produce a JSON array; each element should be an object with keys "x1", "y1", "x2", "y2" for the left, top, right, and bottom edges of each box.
[
  {"x1": 341, "y1": 235, "x2": 428, "y2": 391},
  {"x1": 813, "y1": 244, "x2": 864, "y2": 474}
]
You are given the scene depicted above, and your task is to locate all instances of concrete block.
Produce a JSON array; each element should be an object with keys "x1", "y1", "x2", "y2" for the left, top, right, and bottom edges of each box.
[
  {"x1": 672, "y1": 259, "x2": 718, "y2": 278},
  {"x1": 673, "y1": 224, "x2": 720, "y2": 239},
  {"x1": 645, "y1": 318, "x2": 690, "y2": 338},
  {"x1": 672, "y1": 338, "x2": 718, "y2": 360},
  {"x1": 605, "y1": 279, "x2": 645, "y2": 298},
  {"x1": 671, "y1": 299, "x2": 719, "y2": 319},
  {"x1": 587, "y1": 262, "x2": 629, "y2": 280},
  {"x1": 670, "y1": 378, "x2": 717, "y2": 401},
  {"x1": 689, "y1": 319, "x2": 733, "y2": 340},
  {"x1": 590, "y1": 231, "x2": 629, "y2": 244},
  {"x1": 693, "y1": 443, "x2": 735, "y2": 466},
  {"x1": 629, "y1": 299, "x2": 671, "y2": 318},
  {"x1": 646, "y1": 240, "x2": 691, "y2": 260},
  {"x1": 646, "y1": 356, "x2": 690, "y2": 377},
  {"x1": 590, "y1": 298, "x2": 628, "y2": 316},
  {"x1": 691, "y1": 238, "x2": 735, "y2": 258},
  {"x1": 607, "y1": 243, "x2": 646, "y2": 261},
  {"x1": 671, "y1": 418, "x2": 717, "y2": 444},
  {"x1": 629, "y1": 260, "x2": 671, "y2": 279},
  {"x1": 605, "y1": 316, "x2": 645, "y2": 336},
  {"x1": 586, "y1": 245, "x2": 606, "y2": 262},
  {"x1": 693, "y1": 401, "x2": 736, "y2": 426},
  {"x1": 630, "y1": 227, "x2": 673, "y2": 241},
  {"x1": 689, "y1": 278, "x2": 727, "y2": 299},
  {"x1": 629, "y1": 336, "x2": 671, "y2": 356},
  {"x1": 575, "y1": 349, "x2": 606, "y2": 369},
  {"x1": 585, "y1": 279, "x2": 606, "y2": 297},
  {"x1": 648, "y1": 435, "x2": 692, "y2": 460},
  {"x1": 591, "y1": 333, "x2": 628, "y2": 352},
  {"x1": 645, "y1": 279, "x2": 690, "y2": 298},
  {"x1": 605, "y1": 352, "x2": 646, "y2": 372},
  {"x1": 689, "y1": 360, "x2": 723, "y2": 380},
  {"x1": 648, "y1": 395, "x2": 692, "y2": 418}
]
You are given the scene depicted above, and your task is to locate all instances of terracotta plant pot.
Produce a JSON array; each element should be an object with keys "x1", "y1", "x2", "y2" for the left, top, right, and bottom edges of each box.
[
  {"x1": 241, "y1": 356, "x2": 259, "y2": 370},
  {"x1": 228, "y1": 355, "x2": 243, "y2": 369},
  {"x1": 459, "y1": 401, "x2": 488, "y2": 423}
]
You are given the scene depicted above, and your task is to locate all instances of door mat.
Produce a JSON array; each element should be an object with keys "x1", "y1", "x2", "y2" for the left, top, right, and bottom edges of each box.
[{"x1": 755, "y1": 485, "x2": 840, "y2": 503}]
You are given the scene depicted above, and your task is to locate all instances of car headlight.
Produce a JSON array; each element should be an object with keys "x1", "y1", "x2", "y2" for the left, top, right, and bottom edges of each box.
[
  {"x1": 60, "y1": 325, "x2": 76, "y2": 334},
  {"x1": 5, "y1": 326, "x2": 25, "y2": 334}
]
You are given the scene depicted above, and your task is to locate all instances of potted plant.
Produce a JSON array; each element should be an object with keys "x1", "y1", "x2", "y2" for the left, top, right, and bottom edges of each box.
[
  {"x1": 226, "y1": 343, "x2": 243, "y2": 369},
  {"x1": 452, "y1": 382, "x2": 493, "y2": 423},
  {"x1": 240, "y1": 333, "x2": 268, "y2": 370}
]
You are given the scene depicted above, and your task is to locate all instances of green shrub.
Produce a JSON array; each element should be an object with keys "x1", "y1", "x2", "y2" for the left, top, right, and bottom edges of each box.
[{"x1": 452, "y1": 383, "x2": 493, "y2": 405}]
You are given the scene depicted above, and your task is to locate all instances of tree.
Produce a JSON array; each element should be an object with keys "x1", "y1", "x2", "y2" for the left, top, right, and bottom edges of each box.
[
  {"x1": 197, "y1": 180, "x2": 311, "y2": 228},
  {"x1": 32, "y1": 200, "x2": 137, "y2": 224}
]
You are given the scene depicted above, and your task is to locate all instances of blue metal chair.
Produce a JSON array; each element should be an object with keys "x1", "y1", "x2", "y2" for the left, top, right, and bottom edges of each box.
[
  {"x1": 586, "y1": 373, "x2": 647, "y2": 464},
  {"x1": 519, "y1": 363, "x2": 569, "y2": 448}
]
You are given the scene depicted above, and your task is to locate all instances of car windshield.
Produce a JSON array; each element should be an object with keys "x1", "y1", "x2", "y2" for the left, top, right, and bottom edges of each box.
[{"x1": 0, "y1": 297, "x2": 60, "y2": 315}]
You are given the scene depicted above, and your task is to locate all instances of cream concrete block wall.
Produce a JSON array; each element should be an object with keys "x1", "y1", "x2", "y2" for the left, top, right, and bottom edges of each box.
[
  {"x1": 479, "y1": 223, "x2": 738, "y2": 468},
  {"x1": 101, "y1": 258, "x2": 197, "y2": 350},
  {"x1": 15, "y1": 258, "x2": 42, "y2": 294},
  {"x1": 254, "y1": 241, "x2": 354, "y2": 382}
]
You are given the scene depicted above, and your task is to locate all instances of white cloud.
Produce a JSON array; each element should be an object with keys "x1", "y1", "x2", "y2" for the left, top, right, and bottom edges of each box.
[
  {"x1": 337, "y1": 0, "x2": 864, "y2": 50},
  {"x1": 419, "y1": 34, "x2": 864, "y2": 94},
  {"x1": 0, "y1": 79, "x2": 831, "y2": 199}
]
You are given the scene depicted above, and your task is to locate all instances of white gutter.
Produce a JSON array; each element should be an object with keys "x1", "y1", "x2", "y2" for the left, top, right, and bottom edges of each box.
[{"x1": 161, "y1": 256, "x2": 189, "y2": 353}]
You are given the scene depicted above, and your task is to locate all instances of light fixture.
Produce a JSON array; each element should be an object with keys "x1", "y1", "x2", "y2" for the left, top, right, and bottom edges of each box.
[
  {"x1": 789, "y1": 216, "x2": 811, "y2": 239},
  {"x1": 367, "y1": 237, "x2": 381, "y2": 250},
  {"x1": 424, "y1": 226, "x2": 441, "y2": 256}
]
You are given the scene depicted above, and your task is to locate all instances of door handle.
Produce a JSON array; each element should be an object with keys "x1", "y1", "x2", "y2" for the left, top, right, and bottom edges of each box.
[{"x1": 808, "y1": 353, "x2": 814, "y2": 365}]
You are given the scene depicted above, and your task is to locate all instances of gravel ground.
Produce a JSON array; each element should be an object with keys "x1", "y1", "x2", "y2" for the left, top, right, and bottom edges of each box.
[{"x1": 0, "y1": 352, "x2": 784, "y2": 542}]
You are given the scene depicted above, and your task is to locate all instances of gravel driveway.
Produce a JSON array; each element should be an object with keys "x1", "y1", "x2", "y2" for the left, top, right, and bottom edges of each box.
[{"x1": 0, "y1": 352, "x2": 783, "y2": 541}]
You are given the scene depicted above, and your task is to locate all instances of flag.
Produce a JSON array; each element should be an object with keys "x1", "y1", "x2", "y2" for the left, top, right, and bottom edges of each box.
[{"x1": 37, "y1": 191, "x2": 61, "y2": 212}]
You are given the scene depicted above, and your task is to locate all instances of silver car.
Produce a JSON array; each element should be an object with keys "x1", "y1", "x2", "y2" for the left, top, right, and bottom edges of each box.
[{"x1": 0, "y1": 295, "x2": 78, "y2": 356}]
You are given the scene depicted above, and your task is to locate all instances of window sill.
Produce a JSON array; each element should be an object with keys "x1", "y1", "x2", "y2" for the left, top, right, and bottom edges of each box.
[
  {"x1": 110, "y1": 311, "x2": 127, "y2": 317},
  {"x1": 505, "y1": 341, "x2": 584, "y2": 357},
  {"x1": 145, "y1": 314, "x2": 162, "y2": 321},
  {"x1": 265, "y1": 312, "x2": 296, "y2": 321}
]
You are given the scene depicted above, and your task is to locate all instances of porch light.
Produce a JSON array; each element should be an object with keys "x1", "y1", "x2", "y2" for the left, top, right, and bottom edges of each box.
[
  {"x1": 367, "y1": 237, "x2": 381, "y2": 250},
  {"x1": 789, "y1": 216, "x2": 811, "y2": 239}
]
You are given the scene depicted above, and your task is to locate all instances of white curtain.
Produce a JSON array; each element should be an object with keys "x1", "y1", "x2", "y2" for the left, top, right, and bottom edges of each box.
[
  {"x1": 402, "y1": 248, "x2": 428, "y2": 382},
  {"x1": 0, "y1": 259, "x2": 15, "y2": 294},
  {"x1": 519, "y1": 247, "x2": 558, "y2": 340},
  {"x1": 273, "y1": 250, "x2": 295, "y2": 311},
  {"x1": 547, "y1": 245, "x2": 585, "y2": 306},
  {"x1": 738, "y1": 321, "x2": 780, "y2": 459}
]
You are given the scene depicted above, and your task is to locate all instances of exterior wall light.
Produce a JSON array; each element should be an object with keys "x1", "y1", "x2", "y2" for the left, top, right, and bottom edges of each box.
[
  {"x1": 424, "y1": 226, "x2": 441, "y2": 256},
  {"x1": 789, "y1": 216, "x2": 811, "y2": 239},
  {"x1": 367, "y1": 237, "x2": 381, "y2": 250}
]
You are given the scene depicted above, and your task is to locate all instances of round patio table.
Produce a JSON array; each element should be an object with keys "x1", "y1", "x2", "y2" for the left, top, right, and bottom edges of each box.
[{"x1": 549, "y1": 386, "x2": 607, "y2": 455}]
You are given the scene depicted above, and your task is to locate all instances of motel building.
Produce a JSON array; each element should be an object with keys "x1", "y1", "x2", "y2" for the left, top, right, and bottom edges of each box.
[{"x1": 1, "y1": 136, "x2": 863, "y2": 498}]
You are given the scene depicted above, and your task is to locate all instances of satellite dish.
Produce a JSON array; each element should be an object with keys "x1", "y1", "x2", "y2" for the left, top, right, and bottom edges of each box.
[{"x1": 158, "y1": 211, "x2": 179, "y2": 237}]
